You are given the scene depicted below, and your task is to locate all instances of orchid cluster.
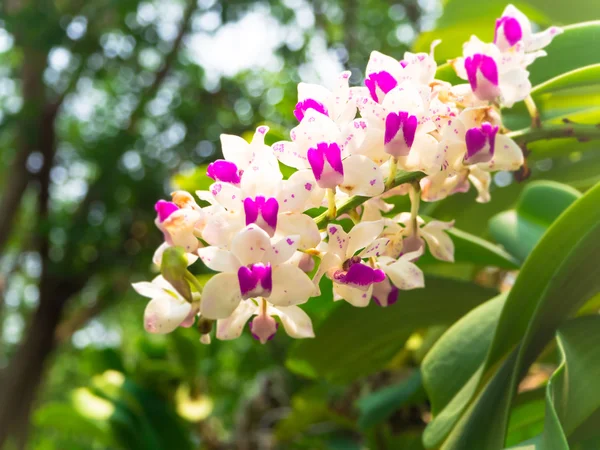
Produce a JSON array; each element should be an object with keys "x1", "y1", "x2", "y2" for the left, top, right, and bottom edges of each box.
[{"x1": 133, "y1": 5, "x2": 561, "y2": 344}]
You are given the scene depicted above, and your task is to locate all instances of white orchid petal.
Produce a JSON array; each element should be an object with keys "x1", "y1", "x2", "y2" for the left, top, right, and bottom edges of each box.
[
  {"x1": 421, "y1": 220, "x2": 455, "y2": 262},
  {"x1": 359, "y1": 237, "x2": 391, "y2": 258},
  {"x1": 340, "y1": 155, "x2": 385, "y2": 197},
  {"x1": 366, "y1": 50, "x2": 403, "y2": 79},
  {"x1": 272, "y1": 140, "x2": 309, "y2": 170},
  {"x1": 267, "y1": 235, "x2": 300, "y2": 266},
  {"x1": 384, "y1": 259, "x2": 424, "y2": 290},
  {"x1": 200, "y1": 273, "x2": 242, "y2": 319},
  {"x1": 270, "y1": 305, "x2": 315, "y2": 339},
  {"x1": 347, "y1": 220, "x2": 384, "y2": 256},
  {"x1": 209, "y1": 182, "x2": 243, "y2": 212},
  {"x1": 197, "y1": 246, "x2": 240, "y2": 273},
  {"x1": 132, "y1": 281, "x2": 165, "y2": 299},
  {"x1": 216, "y1": 300, "x2": 258, "y2": 340},
  {"x1": 486, "y1": 135, "x2": 524, "y2": 171},
  {"x1": 269, "y1": 265, "x2": 315, "y2": 306},
  {"x1": 230, "y1": 225, "x2": 272, "y2": 266},
  {"x1": 325, "y1": 224, "x2": 349, "y2": 259},
  {"x1": 220, "y1": 134, "x2": 252, "y2": 168},
  {"x1": 144, "y1": 294, "x2": 192, "y2": 334},
  {"x1": 276, "y1": 213, "x2": 321, "y2": 250},
  {"x1": 333, "y1": 283, "x2": 372, "y2": 307}
]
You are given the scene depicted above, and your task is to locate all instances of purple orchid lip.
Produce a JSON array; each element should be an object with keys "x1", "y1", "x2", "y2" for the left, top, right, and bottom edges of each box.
[
  {"x1": 365, "y1": 71, "x2": 398, "y2": 103},
  {"x1": 494, "y1": 16, "x2": 523, "y2": 49},
  {"x1": 243, "y1": 196, "x2": 279, "y2": 236},
  {"x1": 333, "y1": 260, "x2": 386, "y2": 290},
  {"x1": 155, "y1": 200, "x2": 179, "y2": 222},
  {"x1": 206, "y1": 160, "x2": 241, "y2": 185},
  {"x1": 238, "y1": 263, "x2": 273, "y2": 299},
  {"x1": 307, "y1": 142, "x2": 344, "y2": 189},
  {"x1": 464, "y1": 122, "x2": 499, "y2": 164},
  {"x1": 384, "y1": 111, "x2": 418, "y2": 157},
  {"x1": 464, "y1": 54, "x2": 500, "y2": 102},
  {"x1": 294, "y1": 98, "x2": 328, "y2": 122}
]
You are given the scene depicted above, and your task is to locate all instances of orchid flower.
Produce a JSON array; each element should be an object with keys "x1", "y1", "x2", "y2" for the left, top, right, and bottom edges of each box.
[
  {"x1": 294, "y1": 70, "x2": 359, "y2": 128},
  {"x1": 132, "y1": 276, "x2": 198, "y2": 334},
  {"x1": 362, "y1": 44, "x2": 439, "y2": 104},
  {"x1": 494, "y1": 5, "x2": 562, "y2": 55},
  {"x1": 314, "y1": 221, "x2": 391, "y2": 307},
  {"x1": 198, "y1": 225, "x2": 315, "y2": 320},
  {"x1": 453, "y1": 36, "x2": 534, "y2": 107},
  {"x1": 154, "y1": 200, "x2": 203, "y2": 253},
  {"x1": 273, "y1": 109, "x2": 384, "y2": 197},
  {"x1": 372, "y1": 247, "x2": 425, "y2": 307},
  {"x1": 216, "y1": 298, "x2": 314, "y2": 343}
]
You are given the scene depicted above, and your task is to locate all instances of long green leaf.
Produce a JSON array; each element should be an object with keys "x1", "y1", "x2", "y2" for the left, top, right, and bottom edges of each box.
[
  {"x1": 286, "y1": 277, "x2": 495, "y2": 383},
  {"x1": 424, "y1": 181, "x2": 600, "y2": 449},
  {"x1": 489, "y1": 181, "x2": 581, "y2": 262}
]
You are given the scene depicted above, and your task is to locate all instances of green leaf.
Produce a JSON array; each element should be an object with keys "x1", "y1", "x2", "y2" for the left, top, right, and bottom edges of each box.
[
  {"x1": 424, "y1": 181, "x2": 600, "y2": 449},
  {"x1": 422, "y1": 294, "x2": 507, "y2": 417},
  {"x1": 540, "y1": 316, "x2": 600, "y2": 448},
  {"x1": 357, "y1": 370, "x2": 425, "y2": 429},
  {"x1": 504, "y1": 64, "x2": 600, "y2": 130},
  {"x1": 489, "y1": 181, "x2": 581, "y2": 262},
  {"x1": 286, "y1": 277, "x2": 495, "y2": 383},
  {"x1": 505, "y1": 390, "x2": 546, "y2": 447}
]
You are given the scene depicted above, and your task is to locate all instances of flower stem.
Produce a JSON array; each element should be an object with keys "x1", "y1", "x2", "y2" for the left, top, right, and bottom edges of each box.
[
  {"x1": 314, "y1": 170, "x2": 426, "y2": 229},
  {"x1": 408, "y1": 182, "x2": 421, "y2": 236},
  {"x1": 524, "y1": 95, "x2": 541, "y2": 129},
  {"x1": 184, "y1": 270, "x2": 204, "y2": 295},
  {"x1": 386, "y1": 157, "x2": 398, "y2": 190},
  {"x1": 327, "y1": 188, "x2": 337, "y2": 220}
]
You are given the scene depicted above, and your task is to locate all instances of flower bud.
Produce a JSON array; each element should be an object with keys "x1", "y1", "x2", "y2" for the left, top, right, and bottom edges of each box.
[{"x1": 161, "y1": 246, "x2": 192, "y2": 302}]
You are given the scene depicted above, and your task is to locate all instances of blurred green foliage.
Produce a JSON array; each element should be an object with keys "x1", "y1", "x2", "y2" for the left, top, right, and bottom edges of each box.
[{"x1": 0, "y1": 0, "x2": 599, "y2": 449}]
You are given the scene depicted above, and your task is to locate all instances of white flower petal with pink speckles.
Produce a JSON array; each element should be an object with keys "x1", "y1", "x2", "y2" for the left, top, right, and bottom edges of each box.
[
  {"x1": 340, "y1": 155, "x2": 384, "y2": 197},
  {"x1": 209, "y1": 181, "x2": 243, "y2": 212},
  {"x1": 270, "y1": 305, "x2": 315, "y2": 339},
  {"x1": 421, "y1": 220, "x2": 455, "y2": 262},
  {"x1": 201, "y1": 272, "x2": 242, "y2": 319},
  {"x1": 383, "y1": 257, "x2": 424, "y2": 291},
  {"x1": 267, "y1": 235, "x2": 300, "y2": 266},
  {"x1": 468, "y1": 167, "x2": 492, "y2": 203},
  {"x1": 216, "y1": 300, "x2": 258, "y2": 340},
  {"x1": 347, "y1": 220, "x2": 384, "y2": 257},
  {"x1": 269, "y1": 265, "x2": 315, "y2": 306},
  {"x1": 197, "y1": 246, "x2": 240, "y2": 273},
  {"x1": 485, "y1": 134, "x2": 524, "y2": 171},
  {"x1": 366, "y1": 51, "x2": 403, "y2": 80},
  {"x1": 334, "y1": 283, "x2": 373, "y2": 307},
  {"x1": 359, "y1": 237, "x2": 391, "y2": 258},
  {"x1": 325, "y1": 224, "x2": 349, "y2": 259},
  {"x1": 144, "y1": 294, "x2": 192, "y2": 334},
  {"x1": 272, "y1": 140, "x2": 310, "y2": 170},
  {"x1": 221, "y1": 133, "x2": 254, "y2": 168},
  {"x1": 276, "y1": 212, "x2": 321, "y2": 250},
  {"x1": 277, "y1": 170, "x2": 322, "y2": 213},
  {"x1": 230, "y1": 225, "x2": 272, "y2": 266}
]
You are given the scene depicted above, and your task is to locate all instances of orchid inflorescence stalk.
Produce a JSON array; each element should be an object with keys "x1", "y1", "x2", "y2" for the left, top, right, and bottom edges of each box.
[{"x1": 133, "y1": 5, "x2": 562, "y2": 344}]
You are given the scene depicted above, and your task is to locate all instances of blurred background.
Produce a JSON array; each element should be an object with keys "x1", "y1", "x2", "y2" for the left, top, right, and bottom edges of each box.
[{"x1": 0, "y1": 0, "x2": 597, "y2": 449}]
